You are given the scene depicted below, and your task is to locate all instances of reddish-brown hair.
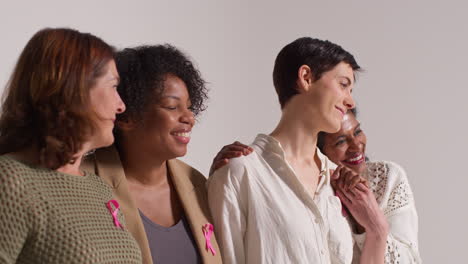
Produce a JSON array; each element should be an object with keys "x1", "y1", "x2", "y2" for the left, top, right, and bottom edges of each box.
[{"x1": 0, "y1": 28, "x2": 115, "y2": 169}]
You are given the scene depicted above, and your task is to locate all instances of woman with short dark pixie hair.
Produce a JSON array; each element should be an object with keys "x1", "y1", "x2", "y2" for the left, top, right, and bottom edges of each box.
[
  {"x1": 83, "y1": 45, "x2": 222, "y2": 264},
  {"x1": 0, "y1": 28, "x2": 142, "y2": 263},
  {"x1": 208, "y1": 37, "x2": 388, "y2": 264}
]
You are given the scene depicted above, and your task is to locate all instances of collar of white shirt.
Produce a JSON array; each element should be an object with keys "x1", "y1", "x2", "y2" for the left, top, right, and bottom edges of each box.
[{"x1": 253, "y1": 133, "x2": 333, "y2": 195}]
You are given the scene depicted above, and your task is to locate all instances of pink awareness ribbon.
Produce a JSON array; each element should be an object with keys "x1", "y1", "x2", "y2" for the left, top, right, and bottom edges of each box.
[
  {"x1": 106, "y1": 199, "x2": 123, "y2": 228},
  {"x1": 203, "y1": 223, "x2": 216, "y2": 256}
]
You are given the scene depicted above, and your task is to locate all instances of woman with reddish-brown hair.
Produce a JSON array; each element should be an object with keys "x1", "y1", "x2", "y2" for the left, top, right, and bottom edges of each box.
[{"x1": 0, "y1": 28, "x2": 142, "y2": 263}]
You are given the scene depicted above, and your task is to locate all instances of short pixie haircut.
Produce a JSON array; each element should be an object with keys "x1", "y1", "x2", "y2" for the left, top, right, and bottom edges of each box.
[
  {"x1": 115, "y1": 44, "x2": 207, "y2": 124},
  {"x1": 273, "y1": 37, "x2": 360, "y2": 108},
  {"x1": 0, "y1": 28, "x2": 114, "y2": 169}
]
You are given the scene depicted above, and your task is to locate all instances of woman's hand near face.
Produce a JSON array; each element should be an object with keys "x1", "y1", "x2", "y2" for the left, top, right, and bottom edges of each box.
[
  {"x1": 332, "y1": 166, "x2": 388, "y2": 236},
  {"x1": 332, "y1": 166, "x2": 388, "y2": 264},
  {"x1": 331, "y1": 165, "x2": 368, "y2": 191},
  {"x1": 209, "y1": 141, "x2": 253, "y2": 176}
]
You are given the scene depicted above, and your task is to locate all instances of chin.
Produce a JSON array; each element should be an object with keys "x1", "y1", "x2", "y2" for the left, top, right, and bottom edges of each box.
[
  {"x1": 95, "y1": 134, "x2": 115, "y2": 149},
  {"x1": 356, "y1": 164, "x2": 367, "y2": 174},
  {"x1": 323, "y1": 121, "x2": 341, "y2": 133},
  {"x1": 169, "y1": 148, "x2": 188, "y2": 159}
]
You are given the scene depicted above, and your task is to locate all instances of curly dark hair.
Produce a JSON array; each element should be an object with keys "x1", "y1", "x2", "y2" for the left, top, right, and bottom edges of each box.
[
  {"x1": 0, "y1": 28, "x2": 114, "y2": 169},
  {"x1": 115, "y1": 44, "x2": 208, "y2": 125}
]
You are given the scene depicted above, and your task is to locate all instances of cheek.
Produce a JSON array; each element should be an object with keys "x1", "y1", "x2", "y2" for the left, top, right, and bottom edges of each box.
[
  {"x1": 144, "y1": 111, "x2": 178, "y2": 132},
  {"x1": 357, "y1": 133, "x2": 367, "y2": 145},
  {"x1": 329, "y1": 147, "x2": 347, "y2": 162}
]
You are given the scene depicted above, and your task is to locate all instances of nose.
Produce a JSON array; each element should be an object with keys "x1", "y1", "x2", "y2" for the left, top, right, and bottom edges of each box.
[
  {"x1": 348, "y1": 137, "x2": 362, "y2": 151},
  {"x1": 344, "y1": 92, "x2": 355, "y2": 110},
  {"x1": 116, "y1": 92, "x2": 126, "y2": 114},
  {"x1": 180, "y1": 108, "x2": 195, "y2": 127}
]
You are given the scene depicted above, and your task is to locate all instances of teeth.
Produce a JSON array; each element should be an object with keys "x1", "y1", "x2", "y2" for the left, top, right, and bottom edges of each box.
[
  {"x1": 347, "y1": 154, "x2": 363, "y2": 162},
  {"x1": 173, "y1": 132, "x2": 190, "y2": 137}
]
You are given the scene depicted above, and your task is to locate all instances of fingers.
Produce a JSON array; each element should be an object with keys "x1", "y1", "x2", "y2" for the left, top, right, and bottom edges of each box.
[
  {"x1": 354, "y1": 182, "x2": 370, "y2": 194},
  {"x1": 348, "y1": 175, "x2": 364, "y2": 190},
  {"x1": 331, "y1": 165, "x2": 343, "y2": 180},
  {"x1": 209, "y1": 158, "x2": 229, "y2": 176},
  {"x1": 336, "y1": 166, "x2": 367, "y2": 191},
  {"x1": 338, "y1": 187, "x2": 355, "y2": 202},
  {"x1": 210, "y1": 141, "x2": 253, "y2": 176},
  {"x1": 336, "y1": 189, "x2": 352, "y2": 206},
  {"x1": 233, "y1": 141, "x2": 254, "y2": 150},
  {"x1": 223, "y1": 145, "x2": 252, "y2": 155},
  {"x1": 218, "y1": 150, "x2": 244, "y2": 160}
]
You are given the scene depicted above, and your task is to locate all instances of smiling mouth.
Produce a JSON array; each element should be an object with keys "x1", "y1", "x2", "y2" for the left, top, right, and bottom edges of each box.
[
  {"x1": 172, "y1": 132, "x2": 190, "y2": 137},
  {"x1": 171, "y1": 131, "x2": 191, "y2": 144},
  {"x1": 335, "y1": 106, "x2": 345, "y2": 116},
  {"x1": 343, "y1": 153, "x2": 365, "y2": 165}
]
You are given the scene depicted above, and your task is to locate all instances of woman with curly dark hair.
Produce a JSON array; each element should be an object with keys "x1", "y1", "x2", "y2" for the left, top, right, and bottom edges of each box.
[
  {"x1": 83, "y1": 45, "x2": 222, "y2": 264},
  {"x1": 0, "y1": 28, "x2": 142, "y2": 263}
]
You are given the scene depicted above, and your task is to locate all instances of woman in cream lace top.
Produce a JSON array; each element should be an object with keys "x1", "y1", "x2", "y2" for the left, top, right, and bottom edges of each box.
[{"x1": 318, "y1": 108, "x2": 422, "y2": 263}]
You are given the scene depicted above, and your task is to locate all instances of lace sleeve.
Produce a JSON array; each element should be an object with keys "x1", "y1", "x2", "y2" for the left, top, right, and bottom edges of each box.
[
  {"x1": 354, "y1": 161, "x2": 422, "y2": 263},
  {"x1": 384, "y1": 177, "x2": 413, "y2": 216}
]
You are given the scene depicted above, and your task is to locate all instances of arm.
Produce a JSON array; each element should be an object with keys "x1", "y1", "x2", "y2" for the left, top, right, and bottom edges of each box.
[
  {"x1": 336, "y1": 182, "x2": 388, "y2": 264},
  {"x1": 338, "y1": 163, "x2": 422, "y2": 264},
  {"x1": 207, "y1": 164, "x2": 247, "y2": 264},
  {"x1": 352, "y1": 179, "x2": 421, "y2": 263},
  {"x1": 333, "y1": 167, "x2": 388, "y2": 264},
  {"x1": 0, "y1": 171, "x2": 31, "y2": 263},
  {"x1": 378, "y1": 163, "x2": 421, "y2": 263}
]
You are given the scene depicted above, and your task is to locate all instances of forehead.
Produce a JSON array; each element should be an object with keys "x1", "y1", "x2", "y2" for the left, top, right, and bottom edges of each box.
[
  {"x1": 328, "y1": 62, "x2": 355, "y2": 83},
  {"x1": 161, "y1": 74, "x2": 189, "y2": 96},
  {"x1": 102, "y1": 60, "x2": 119, "y2": 81},
  {"x1": 340, "y1": 112, "x2": 359, "y2": 132}
]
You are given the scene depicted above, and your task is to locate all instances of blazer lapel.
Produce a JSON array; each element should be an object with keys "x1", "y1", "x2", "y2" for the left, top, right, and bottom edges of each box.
[
  {"x1": 167, "y1": 159, "x2": 222, "y2": 264},
  {"x1": 94, "y1": 146, "x2": 154, "y2": 264}
]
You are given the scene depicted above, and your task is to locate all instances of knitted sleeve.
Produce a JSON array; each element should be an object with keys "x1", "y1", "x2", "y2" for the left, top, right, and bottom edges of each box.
[{"x1": 0, "y1": 161, "x2": 33, "y2": 263}]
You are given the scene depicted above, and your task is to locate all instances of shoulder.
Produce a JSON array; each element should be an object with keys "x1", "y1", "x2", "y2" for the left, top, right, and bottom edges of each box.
[
  {"x1": 0, "y1": 155, "x2": 32, "y2": 186},
  {"x1": 0, "y1": 155, "x2": 33, "y2": 210},
  {"x1": 367, "y1": 160, "x2": 410, "y2": 188},
  {"x1": 368, "y1": 160, "x2": 415, "y2": 214},
  {"x1": 207, "y1": 154, "x2": 254, "y2": 193}
]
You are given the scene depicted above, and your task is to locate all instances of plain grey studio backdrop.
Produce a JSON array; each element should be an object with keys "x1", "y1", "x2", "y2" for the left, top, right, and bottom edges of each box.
[{"x1": 0, "y1": 0, "x2": 466, "y2": 262}]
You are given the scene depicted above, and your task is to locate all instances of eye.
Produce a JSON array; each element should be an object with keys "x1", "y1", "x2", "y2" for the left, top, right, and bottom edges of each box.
[
  {"x1": 334, "y1": 140, "x2": 345, "y2": 146},
  {"x1": 340, "y1": 81, "x2": 349, "y2": 89},
  {"x1": 354, "y1": 128, "x2": 362, "y2": 136},
  {"x1": 164, "y1": 106, "x2": 177, "y2": 110}
]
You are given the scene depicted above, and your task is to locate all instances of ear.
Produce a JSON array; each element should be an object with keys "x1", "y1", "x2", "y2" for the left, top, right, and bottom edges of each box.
[{"x1": 296, "y1": 65, "x2": 314, "y2": 93}]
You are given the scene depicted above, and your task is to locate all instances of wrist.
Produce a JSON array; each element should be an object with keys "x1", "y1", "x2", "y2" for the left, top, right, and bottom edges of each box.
[{"x1": 365, "y1": 221, "x2": 389, "y2": 240}]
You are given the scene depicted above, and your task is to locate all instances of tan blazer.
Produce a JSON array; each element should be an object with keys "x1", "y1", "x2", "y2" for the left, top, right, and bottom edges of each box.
[{"x1": 82, "y1": 146, "x2": 222, "y2": 264}]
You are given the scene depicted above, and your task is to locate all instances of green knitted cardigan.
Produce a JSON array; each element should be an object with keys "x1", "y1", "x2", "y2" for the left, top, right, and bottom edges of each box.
[{"x1": 0, "y1": 155, "x2": 142, "y2": 263}]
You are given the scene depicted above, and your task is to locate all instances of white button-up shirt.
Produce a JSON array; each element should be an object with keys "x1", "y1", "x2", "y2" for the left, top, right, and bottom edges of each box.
[{"x1": 208, "y1": 134, "x2": 354, "y2": 264}]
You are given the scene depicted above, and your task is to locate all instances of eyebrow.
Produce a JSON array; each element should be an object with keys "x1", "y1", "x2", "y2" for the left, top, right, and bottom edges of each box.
[
  {"x1": 162, "y1": 95, "x2": 181, "y2": 100},
  {"x1": 341, "y1": 76, "x2": 353, "y2": 85},
  {"x1": 108, "y1": 75, "x2": 120, "y2": 83},
  {"x1": 334, "y1": 135, "x2": 346, "y2": 141}
]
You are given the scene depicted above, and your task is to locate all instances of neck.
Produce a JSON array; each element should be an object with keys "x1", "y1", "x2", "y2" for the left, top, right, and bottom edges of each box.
[
  {"x1": 270, "y1": 106, "x2": 320, "y2": 162},
  {"x1": 56, "y1": 155, "x2": 85, "y2": 176},
  {"x1": 117, "y1": 139, "x2": 169, "y2": 187}
]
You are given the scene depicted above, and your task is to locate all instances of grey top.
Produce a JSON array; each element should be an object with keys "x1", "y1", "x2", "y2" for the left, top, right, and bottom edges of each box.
[{"x1": 139, "y1": 210, "x2": 201, "y2": 264}]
